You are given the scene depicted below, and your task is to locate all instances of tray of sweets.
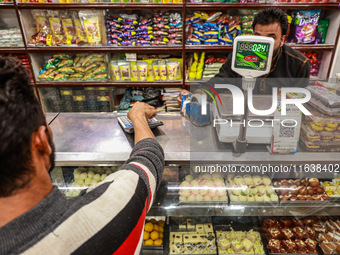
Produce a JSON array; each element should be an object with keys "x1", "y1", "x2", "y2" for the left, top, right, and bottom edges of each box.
[
  {"x1": 177, "y1": 173, "x2": 229, "y2": 205},
  {"x1": 300, "y1": 135, "x2": 340, "y2": 152},
  {"x1": 274, "y1": 178, "x2": 330, "y2": 204},
  {"x1": 301, "y1": 123, "x2": 340, "y2": 144},
  {"x1": 261, "y1": 217, "x2": 321, "y2": 255},
  {"x1": 143, "y1": 216, "x2": 167, "y2": 250},
  {"x1": 226, "y1": 174, "x2": 279, "y2": 206},
  {"x1": 214, "y1": 217, "x2": 266, "y2": 255},
  {"x1": 169, "y1": 217, "x2": 217, "y2": 255},
  {"x1": 321, "y1": 180, "x2": 340, "y2": 202}
]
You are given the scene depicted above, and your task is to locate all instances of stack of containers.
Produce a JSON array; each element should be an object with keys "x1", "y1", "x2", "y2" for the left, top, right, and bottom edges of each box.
[
  {"x1": 300, "y1": 86, "x2": 340, "y2": 152},
  {"x1": 106, "y1": 11, "x2": 182, "y2": 47}
]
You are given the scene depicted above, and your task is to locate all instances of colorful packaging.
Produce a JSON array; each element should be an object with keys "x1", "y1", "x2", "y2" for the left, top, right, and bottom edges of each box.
[
  {"x1": 152, "y1": 61, "x2": 160, "y2": 81},
  {"x1": 137, "y1": 61, "x2": 148, "y2": 81},
  {"x1": 118, "y1": 61, "x2": 131, "y2": 81},
  {"x1": 158, "y1": 60, "x2": 167, "y2": 81},
  {"x1": 316, "y1": 19, "x2": 329, "y2": 44},
  {"x1": 130, "y1": 61, "x2": 138, "y2": 81},
  {"x1": 111, "y1": 61, "x2": 120, "y2": 81},
  {"x1": 79, "y1": 11, "x2": 102, "y2": 45},
  {"x1": 292, "y1": 10, "x2": 321, "y2": 44}
]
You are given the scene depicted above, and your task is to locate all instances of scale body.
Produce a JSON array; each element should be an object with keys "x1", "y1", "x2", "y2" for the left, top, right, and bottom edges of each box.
[
  {"x1": 216, "y1": 35, "x2": 275, "y2": 152},
  {"x1": 213, "y1": 94, "x2": 274, "y2": 144}
]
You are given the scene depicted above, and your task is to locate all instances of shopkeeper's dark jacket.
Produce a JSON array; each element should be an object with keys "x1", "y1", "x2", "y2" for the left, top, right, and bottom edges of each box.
[{"x1": 208, "y1": 44, "x2": 311, "y2": 94}]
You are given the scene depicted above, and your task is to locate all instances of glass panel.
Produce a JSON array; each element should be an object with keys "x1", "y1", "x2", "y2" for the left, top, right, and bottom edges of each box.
[
  {"x1": 0, "y1": 9, "x2": 24, "y2": 47},
  {"x1": 39, "y1": 86, "x2": 113, "y2": 112}
]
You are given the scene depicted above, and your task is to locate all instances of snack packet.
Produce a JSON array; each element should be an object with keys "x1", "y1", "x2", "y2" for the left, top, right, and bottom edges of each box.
[
  {"x1": 70, "y1": 11, "x2": 86, "y2": 42},
  {"x1": 47, "y1": 10, "x2": 64, "y2": 40},
  {"x1": 158, "y1": 60, "x2": 167, "y2": 81},
  {"x1": 152, "y1": 60, "x2": 160, "y2": 81},
  {"x1": 137, "y1": 61, "x2": 148, "y2": 81},
  {"x1": 111, "y1": 61, "x2": 120, "y2": 81},
  {"x1": 61, "y1": 15, "x2": 76, "y2": 42},
  {"x1": 118, "y1": 61, "x2": 131, "y2": 81},
  {"x1": 130, "y1": 61, "x2": 138, "y2": 82},
  {"x1": 166, "y1": 61, "x2": 178, "y2": 80},
  {"x1": 316, "y1": 19, "x2": 329, "y2": 44},
  {"x1": 292, "y1": 10, "x2": 321, "y2": 44},
  {"x1": 79, "y1": 11, "x2": 102, "y2": 45},
  {"x1": 31, "y1": 10, "x2": 50, "y2": 33}
]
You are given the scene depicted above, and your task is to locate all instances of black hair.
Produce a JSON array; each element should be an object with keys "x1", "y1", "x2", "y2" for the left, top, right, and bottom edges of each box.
[
  {"x1": 0, "y1": 55, "x2": 46, "y2": 197},
  {"x1": 253, "y1": 7, "x2": 288, "y2": 37}
]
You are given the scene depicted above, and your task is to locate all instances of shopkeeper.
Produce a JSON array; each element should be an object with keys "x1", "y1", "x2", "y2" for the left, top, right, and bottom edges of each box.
[
  {"x1": 177, "y1": 7, "x2": 311, "y2": 103},
  {"x1": 0, "y1": 56, "x2": 164, "y2": 254}
]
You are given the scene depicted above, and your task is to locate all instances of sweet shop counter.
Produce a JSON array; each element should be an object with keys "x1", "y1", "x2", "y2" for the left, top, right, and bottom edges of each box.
[{"x1": 49, "y1": 112, "x2": 340, "y2": 166}]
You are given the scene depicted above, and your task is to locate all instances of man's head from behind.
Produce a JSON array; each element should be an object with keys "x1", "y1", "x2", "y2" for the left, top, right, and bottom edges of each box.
[
  {"x1": 0, "y1": 56, "x2": 54, "y2": 198},
  {"x1": 253, "y1": 7, "x2": 288, "y2": 52}
]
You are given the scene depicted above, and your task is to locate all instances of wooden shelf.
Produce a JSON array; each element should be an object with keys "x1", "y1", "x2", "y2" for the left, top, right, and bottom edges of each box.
[
  {"x1": 27, "y1": 46, "x2": 182, "y2": 53},
  {"x1": 290, "y1": 44, "x2": 335, "y2": 51},
  {"x1": 17, "y1": 3, "x2": 183, "y2": 9},
  {"x1": 0, "y1": 3, "x2": 15, "y2": 8},
  {"x1": 185, "y1": 44, "x2": 335, "y2": 52},
  {"x1": 35, "y1": 81, "x2": 182, "y2": 87},
  {"x1": 186, "y1": 3, "x2": 340, "y2": 10},
  {"x1": 185, "y1": 45, "x2": 233, "y2": 52},
  {"x1": 0, "y1": 47, "x2": 26, "y2": 53}
]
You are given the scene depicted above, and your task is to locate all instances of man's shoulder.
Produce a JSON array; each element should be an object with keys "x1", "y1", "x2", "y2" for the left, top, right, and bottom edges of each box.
[{"x1": 281, "y1": 44, "x2": 308, "y2": 64}]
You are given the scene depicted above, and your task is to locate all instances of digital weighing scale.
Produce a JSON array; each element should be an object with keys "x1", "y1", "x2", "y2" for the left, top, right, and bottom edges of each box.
[{"x1": 213, "y1": 35, "x2": 275, "y2": 153}]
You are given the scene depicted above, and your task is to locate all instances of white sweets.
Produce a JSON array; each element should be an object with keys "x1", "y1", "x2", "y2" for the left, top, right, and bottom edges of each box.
[{"x1": 65, "y1": 167, "x2": 115, "y2": 197}]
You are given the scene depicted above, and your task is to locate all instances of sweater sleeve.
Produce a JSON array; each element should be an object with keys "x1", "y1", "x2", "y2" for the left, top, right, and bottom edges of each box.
[{"x1": 121, "y1": 138, "x2": 165, "y2": 198}]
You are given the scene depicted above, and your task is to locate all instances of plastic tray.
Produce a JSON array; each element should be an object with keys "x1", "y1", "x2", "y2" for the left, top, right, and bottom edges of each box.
[
  {"x1": 308, "y1": 98, "x2": 340, "y2": 117},
  {"x1": 301, "y1": 123, "x2": 340, "y2": 143},
  {"x1": 303, "y1": 104, "x2": 340, "y2": 126},
  {"x1": 300, "y1": 135, "x2": 340, "y2": 152},
  {"x1": 306, "y1": 86, "x2": 340, "y2": 109}
]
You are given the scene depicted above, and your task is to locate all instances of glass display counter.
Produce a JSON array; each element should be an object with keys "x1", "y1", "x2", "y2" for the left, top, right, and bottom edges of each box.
[{"x1": 48, "y1": 112, "x2": 340, "y2": 254}]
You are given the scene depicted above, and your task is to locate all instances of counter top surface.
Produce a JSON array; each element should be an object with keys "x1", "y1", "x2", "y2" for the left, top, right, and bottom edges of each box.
[{"x1": 50, "y1": 112, "x2": 340, "y2": 165}]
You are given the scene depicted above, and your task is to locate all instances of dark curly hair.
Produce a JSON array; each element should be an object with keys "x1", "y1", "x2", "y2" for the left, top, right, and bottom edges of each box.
[
  {"x1": 0, "y1": 55, "x2": 46, "y2": 197},
  {"x1": 253, "y1": 7, "x2": 288, "y2": 37}
]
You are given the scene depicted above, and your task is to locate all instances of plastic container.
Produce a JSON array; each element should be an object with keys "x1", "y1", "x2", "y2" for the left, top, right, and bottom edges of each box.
[
  {"x1": 303, "y1": 104, "x2": 340, "y2": 134},
  {"x1": 301, "y1": 122, "x2": 340, "y2": 143},
  {"x1": 300, "y1": 134, "x2": 340, "y2": 152},
  {"x1": 306, "y1": 85, "x2": 340, "y2": 110}
]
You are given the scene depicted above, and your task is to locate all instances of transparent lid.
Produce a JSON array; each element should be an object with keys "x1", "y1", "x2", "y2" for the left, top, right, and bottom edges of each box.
[
  {"x1": 308, "y1": 99, "x2": 340, "y2": 117},
  {"x1": 306, "y1": 85, "x2": 340, "y2": 109},
  {"x1": 304, "y1": 104, "x2": 340, "y2": 124}
]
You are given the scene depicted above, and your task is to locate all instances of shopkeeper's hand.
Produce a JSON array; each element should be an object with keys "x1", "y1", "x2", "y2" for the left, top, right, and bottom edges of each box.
[
  {"x1": 176, "y1": 89, "x2": 190, "y2": 105},
  {"x1": 128, "y1": 102, "x2": 157, "y2": 144}
]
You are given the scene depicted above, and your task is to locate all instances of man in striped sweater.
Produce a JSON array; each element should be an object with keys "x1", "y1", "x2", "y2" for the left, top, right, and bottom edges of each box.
[{"x1": 0, "y1": 56, "x2": 164, "y2": 255}]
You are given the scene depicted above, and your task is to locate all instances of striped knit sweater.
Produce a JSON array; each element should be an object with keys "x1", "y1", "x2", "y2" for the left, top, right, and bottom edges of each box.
[{"x1": 0, "y1": 138, "x2": 164, "y2": 255}]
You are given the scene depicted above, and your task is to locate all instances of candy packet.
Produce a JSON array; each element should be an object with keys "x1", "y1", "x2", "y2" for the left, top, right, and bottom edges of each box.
[
  {"x1": 291, "y1": 10, "x2": 321, "y2": 44},
  {"x1": 316, "y1": 19, "x2": 329, "y2": 44}
]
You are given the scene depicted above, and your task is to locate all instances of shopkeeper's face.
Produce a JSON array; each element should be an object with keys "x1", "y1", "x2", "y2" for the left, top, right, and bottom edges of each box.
[{"x1": 254, "y1": 22, "x2": 285, "y2": 52}]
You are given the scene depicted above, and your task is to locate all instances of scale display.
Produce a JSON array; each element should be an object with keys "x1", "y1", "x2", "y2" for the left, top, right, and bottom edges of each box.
[{"x1": 234, "y1": 41, "x2": 270, "y2": 71}]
